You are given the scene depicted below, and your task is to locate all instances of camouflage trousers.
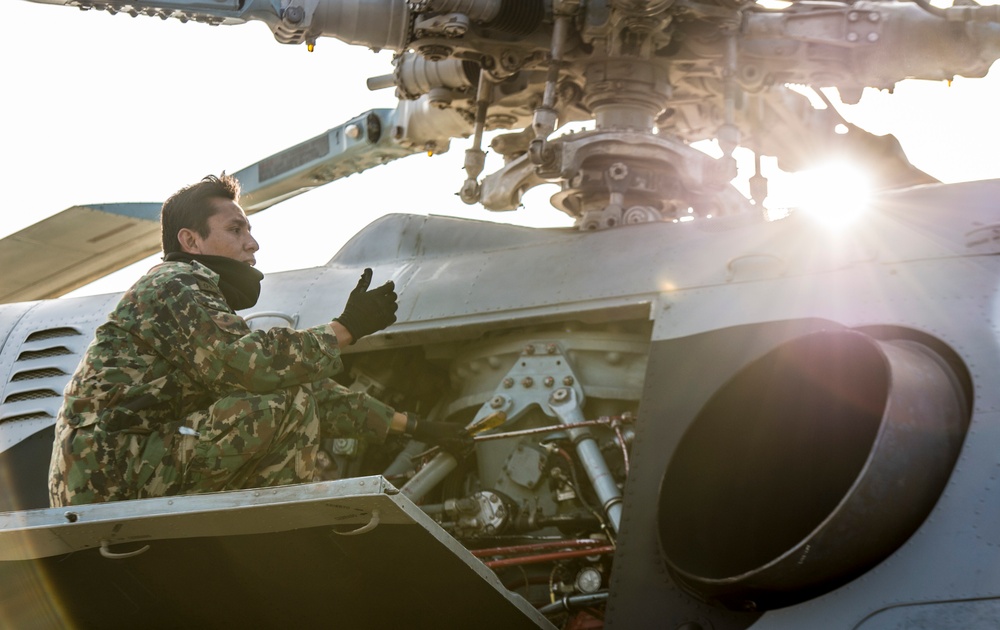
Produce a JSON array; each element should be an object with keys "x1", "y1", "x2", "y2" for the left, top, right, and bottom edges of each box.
[{"x1": 51, "y1": 380, "x2": 395, "y2": 505}]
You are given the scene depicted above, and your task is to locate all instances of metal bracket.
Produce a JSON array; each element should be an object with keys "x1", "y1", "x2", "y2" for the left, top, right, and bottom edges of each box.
[
  {"x1": 465, "y1": 342, "x2": 585, "y2": 433},
  {"x1": 244, "y1": 311, "x2": 300, "y2": 329}
]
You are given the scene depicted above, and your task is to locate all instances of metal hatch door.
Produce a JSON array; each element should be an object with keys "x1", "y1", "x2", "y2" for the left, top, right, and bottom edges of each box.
[{"x1": 0, "y1": 476, "x2": 555, "y2": 630}]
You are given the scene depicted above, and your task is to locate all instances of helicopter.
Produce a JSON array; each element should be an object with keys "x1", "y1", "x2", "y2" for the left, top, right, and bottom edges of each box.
[{"x1": 2, "y1": 0, "x2": 1000, "y2": 628}]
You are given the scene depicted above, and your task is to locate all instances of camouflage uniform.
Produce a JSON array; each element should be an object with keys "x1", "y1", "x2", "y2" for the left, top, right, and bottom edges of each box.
[{"x1": 49, "y1": 260, "x2": 395, "y2": 506}]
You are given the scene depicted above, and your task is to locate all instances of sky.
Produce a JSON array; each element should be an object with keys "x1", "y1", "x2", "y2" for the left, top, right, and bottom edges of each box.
[{"x1": 3, "y1": 1, "x2": 1000, "y2": 296}]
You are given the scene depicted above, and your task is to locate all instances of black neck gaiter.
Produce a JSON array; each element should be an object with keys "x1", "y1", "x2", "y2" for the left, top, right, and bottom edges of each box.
[{"x1": 163, "y1": 252, "x2": 264, "y2": 310}]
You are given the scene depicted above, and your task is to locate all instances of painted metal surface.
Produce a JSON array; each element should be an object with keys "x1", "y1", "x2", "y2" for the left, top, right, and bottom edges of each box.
[{"x1": 0, "y1": 476, "x2": 556, "y2": 629}]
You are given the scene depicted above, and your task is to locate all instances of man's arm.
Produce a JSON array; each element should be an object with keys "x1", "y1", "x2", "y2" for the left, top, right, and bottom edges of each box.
[
  {"x1": 120, "y1": 267, "x2": 353, "y2": 395},
  {"x1": 329, "y1": 320, "x2": 354, "y2": 347}
]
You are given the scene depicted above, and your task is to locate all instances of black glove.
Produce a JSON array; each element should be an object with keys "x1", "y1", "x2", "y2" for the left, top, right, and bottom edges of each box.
[
  {"x1": 334, "y1": 268, "x2": 398, "y2": 343},
  {"x1": 408, "y1": 414, "x2": 473, "y2": 456}
]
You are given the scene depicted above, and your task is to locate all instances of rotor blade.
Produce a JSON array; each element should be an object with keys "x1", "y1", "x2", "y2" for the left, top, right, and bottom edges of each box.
[
  {"x1": 233, "y1": 108, "x2": 427, "y2": 213},
  {"x1": 0, "y1": 105, "x2": 458, "y2": 304},
  {"x1": 0, "y1": 203, "x2": 161, "y2": 303}
]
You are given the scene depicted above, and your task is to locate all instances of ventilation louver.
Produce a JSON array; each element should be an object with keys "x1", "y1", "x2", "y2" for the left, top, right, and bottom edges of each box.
[{"x1": 1, "y1": 327, "x2": 82, "y2": 425}]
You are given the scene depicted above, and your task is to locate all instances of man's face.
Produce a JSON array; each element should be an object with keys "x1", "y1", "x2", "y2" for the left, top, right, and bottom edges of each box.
[{"x1": 181, "y1": 198, "x2": 259, "y2": 265}]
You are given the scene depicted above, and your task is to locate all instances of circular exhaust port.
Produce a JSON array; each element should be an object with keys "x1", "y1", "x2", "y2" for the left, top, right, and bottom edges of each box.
[{"x1": 658, "y1": 329, "x2": 968, "y2": 611}]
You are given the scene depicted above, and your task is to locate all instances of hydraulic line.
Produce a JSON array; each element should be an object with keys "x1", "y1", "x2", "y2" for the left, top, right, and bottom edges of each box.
[
  {"x1": 472, "y1": 417, "x2": 630, "y2": 442},
  {"x1": 471, "y1": 538, "x2": 608, "y2": 558},
  {"x1": 480, "y1": 545, "x2": 615, "y2": 569}
]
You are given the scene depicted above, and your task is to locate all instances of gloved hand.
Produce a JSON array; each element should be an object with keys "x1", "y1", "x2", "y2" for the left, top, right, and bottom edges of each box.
[
  {"x1": 407, "y1": 414, "x2": 473, "y2": 456},
  {"x1": 334, "y1": 268, "x2": 398, "y2": 343}
]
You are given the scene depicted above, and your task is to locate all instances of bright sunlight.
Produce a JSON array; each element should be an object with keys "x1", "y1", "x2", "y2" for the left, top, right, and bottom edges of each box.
[{"x1": 769, "y1": 162, "x2": 874, "y2": 229}]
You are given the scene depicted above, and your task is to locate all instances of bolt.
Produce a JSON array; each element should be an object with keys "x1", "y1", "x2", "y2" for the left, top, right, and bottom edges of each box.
[
  {"x1": 868, "y1": 11, "x2": 880, "y2": 21},
  {"x1": 524, "y1": 344, "x2": 536, "y2": 355},
  {"x1": 563, "y1": 376, "x2": 575, "y2": 386},
  {"x1": 490, "y1": 396, "x2": 505, "y2": 409},
  {"x1": 847, "y1": 32, "x2": 859, "y2": 42},
  {"x1": 283, "y1": 5, "x2": 304, "y2": 23},
  {"x1": 546, "y1": 343, "x2": 558, "y2": 354},
  {"x1": 551, "y1": 388, "x2": 570, "y2": 403},
  {"x1": 544, "y1": 376, "x2": 555, "y2": 387},
  {"x1": 345, "y1": 124, "x2": 361, "y2": 139},
  {"x1": 847, "y1": 10, "x2": 859, "y2": 21},
  {"x1": 503, "y1": 377, "x2": 514, "y2": 389},
  {"x1": 522, "y1": 377, "x2": 534, "y2": 388},
  {"x1": 867, "y1": 32, "x2": 879, "y2": 42}
]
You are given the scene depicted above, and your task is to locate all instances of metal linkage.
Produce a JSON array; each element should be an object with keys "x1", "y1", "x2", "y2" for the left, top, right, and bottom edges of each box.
[{"x1": 547, "y1": 388, "x2": 624, "y2": 534}]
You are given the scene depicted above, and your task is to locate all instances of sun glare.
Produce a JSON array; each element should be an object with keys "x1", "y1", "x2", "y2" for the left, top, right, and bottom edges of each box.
[{"x1": 773, "y1": 162, "x2": 873, "y2": 229}]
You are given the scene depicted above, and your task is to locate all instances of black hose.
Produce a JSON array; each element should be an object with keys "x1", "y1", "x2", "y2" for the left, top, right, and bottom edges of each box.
[{"x1": 538, "y1": 591, "x2": 610, "y2": 616}]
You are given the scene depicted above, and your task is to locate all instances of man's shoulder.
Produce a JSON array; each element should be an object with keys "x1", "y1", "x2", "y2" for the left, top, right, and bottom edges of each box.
[
  {"x1": 114, "y1": 261, "x2": 225, "y2": 319},
  {"x1": 134, "y1": 260, "x2": 221, "y2": 296}
]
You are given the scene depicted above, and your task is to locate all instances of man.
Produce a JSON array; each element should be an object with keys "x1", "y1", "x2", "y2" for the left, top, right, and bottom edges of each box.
[{"x1": 49, "y1": 174, "x2": 453, "y2": 506}]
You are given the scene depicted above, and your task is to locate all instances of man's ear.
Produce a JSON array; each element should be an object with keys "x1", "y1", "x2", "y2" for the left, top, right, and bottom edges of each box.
[{"x1": 177, "y1": 228, "x2": 200, "y2": 254}]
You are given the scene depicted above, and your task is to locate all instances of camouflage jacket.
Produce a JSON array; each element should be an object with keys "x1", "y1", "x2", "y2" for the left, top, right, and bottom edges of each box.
[{"x1": 49, "y1": 260, "x2": 378, "y2": 501}]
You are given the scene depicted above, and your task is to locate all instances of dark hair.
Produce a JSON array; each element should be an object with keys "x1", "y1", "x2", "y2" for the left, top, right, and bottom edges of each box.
[{"x1": 160, "y1": 174, "x2": 241, "y2": 255}]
